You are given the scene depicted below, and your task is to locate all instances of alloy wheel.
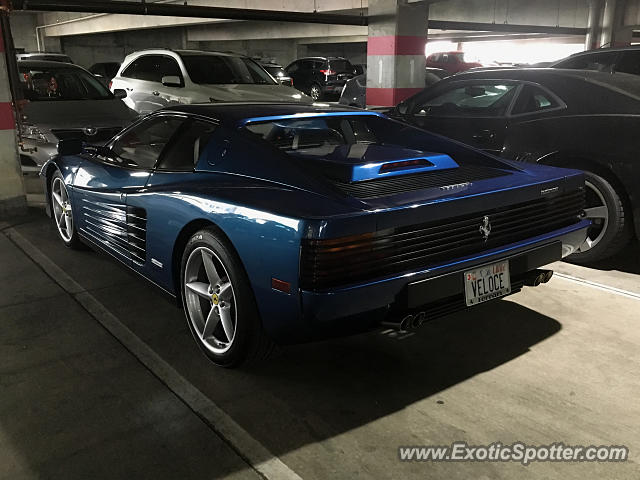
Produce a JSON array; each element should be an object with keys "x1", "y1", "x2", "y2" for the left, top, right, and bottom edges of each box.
[
  {"x1": 579, "y1": 179, "x2": 609, "y2": 252},
  {"x1": 51, "y1": 177, "x2": 74, "y2": 243},
  {"x1": 310, "y1": 85, "x2": 321, "y2": 101},
  {"x1": 184, "y1": 246, "x2": 237, "y2": 354}
]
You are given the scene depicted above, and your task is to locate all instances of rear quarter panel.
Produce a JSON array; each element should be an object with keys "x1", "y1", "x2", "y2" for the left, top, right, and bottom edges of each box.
[{"x1": 503, "y1": 114, "x2": 640, "y2": 236}]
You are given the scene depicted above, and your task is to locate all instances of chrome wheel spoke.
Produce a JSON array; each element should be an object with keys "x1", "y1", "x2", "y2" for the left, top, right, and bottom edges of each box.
[
  {"x1": 202, "y1": 250, "x2": 221, "y2": 286},
  {"x1": 218, "y1": 281, "x2": 233, "y2": 302},
  {"x1": 58, "y1": 212, "x2": 66, "y2": 227},
  {"x1": 52, "y1": 192, "x2": 63, "y2": 207},
  {"x1": 186, "y1": 281, "x2": 211, "y2": 299},
  {"x1": 64, "y1": 214, "x2": 72, "y2": 234},
  {"x1": 219, "y1": 305, "x2": 234, "y2": 342},
  {"x1": 584, "y1": 205, "x2": 607, "y2": 219},
  {"x1": 202, "y1": 307, "x2": 220, "y2": 339}
]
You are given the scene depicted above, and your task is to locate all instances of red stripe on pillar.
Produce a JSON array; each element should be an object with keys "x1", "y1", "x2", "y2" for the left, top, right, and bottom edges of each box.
[
  {"x1": 0, "y1": 102, "x2": 16, "y2": 130},
  {"x1": 0, "y1": 27, "x2": 4, "y2": 53},
  {"x1": 366, "y1": 87, "x2": 423, "y2": 107},
  {"x1": 367, "y1": 36, "x2": 426, "y2": 56}
]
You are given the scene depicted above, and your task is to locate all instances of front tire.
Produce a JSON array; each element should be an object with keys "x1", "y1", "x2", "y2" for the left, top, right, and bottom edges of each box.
[
  {"x1": 570, "y1": 171, "x2": 632, "y2": 263},
  {"x1": 180, "y1": 228, "x2": 275, "y2": 367},
  {"x1": 50, "y1": 171, "x2": 81, "y2": 249}
]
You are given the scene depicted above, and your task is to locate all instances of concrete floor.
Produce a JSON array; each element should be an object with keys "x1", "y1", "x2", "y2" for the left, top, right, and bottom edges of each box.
[{"x1": 1, "y1": 210, "x2": 639, "y2": 479}]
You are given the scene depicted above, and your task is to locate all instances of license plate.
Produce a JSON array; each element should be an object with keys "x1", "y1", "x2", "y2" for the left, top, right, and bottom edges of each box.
[{"x1": 464, "y1": 260, "x2": 511, "y2": 307}]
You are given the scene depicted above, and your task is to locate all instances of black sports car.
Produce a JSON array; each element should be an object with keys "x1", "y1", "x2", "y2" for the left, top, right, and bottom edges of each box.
[{"x1": 389, "y1": 68, "x2": 640, "y2": 262}]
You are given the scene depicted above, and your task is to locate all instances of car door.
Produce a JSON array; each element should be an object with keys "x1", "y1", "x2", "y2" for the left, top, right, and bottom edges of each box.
[
  {"x1": 119, "y1": 55, "x2": 173, "y2": 114},
  {"x1": 298, "y1": 60, "x2": 316, "y2": 92},
  {"x1": 72, "y1": 114, "x2": 186, "y2": 266},
  {"x1": 406, "y1": 80, "x2": 518, "y2": 154},
  {"x1": 152, "y1": 55, "x2": 189, "y2": 108},
  {"x1": 129, "y1": 117, "x2": 219, "y2": 281},
  {"x1": 614, "y1": 50, "x2": 640, "y2": 76},
  {"x1": 285, "y1": 60, "x2": 302, "y2": 89}
]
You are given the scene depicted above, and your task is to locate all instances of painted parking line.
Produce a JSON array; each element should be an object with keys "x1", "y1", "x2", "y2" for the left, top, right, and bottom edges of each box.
[
  {"x1": 553, "y1": 272, "x2": 640, "y2": 301},
  {"x1": 4, "y1": 227, "x2": 303, "y2": 480}
]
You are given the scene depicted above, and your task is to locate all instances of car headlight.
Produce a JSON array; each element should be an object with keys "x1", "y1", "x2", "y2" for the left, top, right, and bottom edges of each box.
[{"x1": 19, "y1": 124, "x2": 49, "y2": 143}]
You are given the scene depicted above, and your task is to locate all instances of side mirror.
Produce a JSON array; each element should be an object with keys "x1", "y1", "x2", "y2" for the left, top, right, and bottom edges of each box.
[
  {"x1": 57, "y1": 138, "x2": 83, "y2": 156},
  {"x1": 113, "y1": 88, "x2": 127, "y2": 99},
  {"x1": 161, "y1": 75, "x2": 182, "y2": 87},
  {"x1": 396, "y1": 102, "x2": 409, "y2": 115}
]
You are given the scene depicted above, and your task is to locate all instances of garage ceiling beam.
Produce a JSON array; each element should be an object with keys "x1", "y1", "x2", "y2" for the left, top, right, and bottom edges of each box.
[
  {"x1": 13, "y1": 0, "x2": 368, "y2": 26},
  {"x1": 428, "y1": 20, "x2": 587, "y2": 36},
  {"x1": 429, "y1": 19, "x2": 587, "y2": 35}
]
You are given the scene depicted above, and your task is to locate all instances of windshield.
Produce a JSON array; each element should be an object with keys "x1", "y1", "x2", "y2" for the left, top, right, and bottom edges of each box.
[
  {"x1": 181, "y1": 54, "x2": 277, "y2": 85},
  {"x1": 19, "y1": 65, "x2": 112, "y2": 101}
]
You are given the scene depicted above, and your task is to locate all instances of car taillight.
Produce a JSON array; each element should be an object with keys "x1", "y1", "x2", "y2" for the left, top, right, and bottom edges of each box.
[
  {"x1": 289, "y1": 78, "x2": 294, "y2": 86},
  {"x1": 108, "y1": 81, "x2": 113, "y2": 90},
  {"x1": 320, "y1": 69, "x2": 336, "y2": 76}
]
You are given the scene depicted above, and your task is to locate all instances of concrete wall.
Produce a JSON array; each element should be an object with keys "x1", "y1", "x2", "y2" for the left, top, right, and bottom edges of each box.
[
  {"x1": 197, "y1": 38, "x2": 298, "y2": 66},
  {"x1": 306, "y1": 42, "x2": 367, "y2": 64},
  {"x1": 430, "y1": 0, "x2": 589, "y2": 27},
  {"x1": 60, "y1": 28, "x2": 191, "y2": 68},
  {"x1": 9, "y1": 12, "x2": 38, "y2": 52}
]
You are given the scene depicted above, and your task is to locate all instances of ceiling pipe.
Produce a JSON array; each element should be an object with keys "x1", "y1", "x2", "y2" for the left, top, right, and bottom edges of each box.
[{"x1": 14, "y1": 0, "x2": 369, "y2": 26}]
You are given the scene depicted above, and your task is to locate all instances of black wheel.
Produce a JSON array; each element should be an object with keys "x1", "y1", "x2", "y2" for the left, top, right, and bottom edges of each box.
[
  {"x1": 309, "y1": 83, "x2": 322, "y2": 101},
  {"x1": 180, "y1": 228, "x2": 275, "y2": 367},
  {"x1": 50, "y1": 171, "x2": 81, "y2": 249},
  {"x1": 570, "y1": 171, "x2": 632, "y2": 263}
]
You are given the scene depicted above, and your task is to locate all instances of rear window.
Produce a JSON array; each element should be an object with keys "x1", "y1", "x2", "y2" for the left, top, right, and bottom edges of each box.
[
  {"x1": 244, "y1": 115, "x2": 386, "y2": 158},
  {"x1": 19, "y1": 65, "x2": 112, "y2": 101},
  {"x1": 328, "y1": 59, "x2": 353, "y2": 73}
]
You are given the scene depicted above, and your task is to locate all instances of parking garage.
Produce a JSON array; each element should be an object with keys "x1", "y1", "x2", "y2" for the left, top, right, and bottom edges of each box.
[{"x1": 1, "y1": 1, "x2": 639, "y2": 479}]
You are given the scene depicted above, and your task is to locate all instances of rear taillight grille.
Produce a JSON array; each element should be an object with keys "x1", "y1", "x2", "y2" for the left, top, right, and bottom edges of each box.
[{"x1": 300, "y1": 189, "x2": 584, "y2": 291}]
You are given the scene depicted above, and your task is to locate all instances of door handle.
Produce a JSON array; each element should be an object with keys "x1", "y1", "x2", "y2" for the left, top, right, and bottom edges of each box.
[
  {"x1": 472, "y1": 130, "x2": 495, "y2": 141},
  {"x1": 152, "y1": 91, "x2": 160, "y2": 96}
]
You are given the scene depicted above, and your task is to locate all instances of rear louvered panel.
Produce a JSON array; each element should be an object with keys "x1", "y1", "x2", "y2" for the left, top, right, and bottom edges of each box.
[
  {"x1": 334, "y1": 165, "x2": 510, "y2": 199},
  {"x1": 126, "y1": 206, "x2": 147, "y2": 266},
  {"x1": 301, "y1": 190, "x2": 584, "y2": 291}
]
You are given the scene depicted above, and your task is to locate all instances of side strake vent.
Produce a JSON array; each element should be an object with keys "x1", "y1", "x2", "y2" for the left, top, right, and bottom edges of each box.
[
  {"x1": 80, "y1": 199, "x2": 147, "y2": 266},
  {"x1": 126, "y1": 206, "x2": 147, "y2": 266},
  {"x1": 334, "y1": 165, "x2": 510, "y2": 199},
  {"x1": 300, "y1": 189, "x2": 584, "y2": 291}
]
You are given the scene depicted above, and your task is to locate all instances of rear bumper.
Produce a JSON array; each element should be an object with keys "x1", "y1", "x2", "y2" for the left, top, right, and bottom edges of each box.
[
  {"x1": 323, "y1": 82, "x2": 346, "y2": 94},
  {"x1": 300, "y1": 220, "x2": 589, "y2": 325}
]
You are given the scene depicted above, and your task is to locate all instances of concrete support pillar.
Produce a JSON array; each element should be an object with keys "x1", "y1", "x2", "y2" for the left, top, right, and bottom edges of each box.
[
  {"x1": 0, "y1": 11, "x2": 27, "y2": 218},
  {"x1": 366, "y1": 0, "x2": 428, "y2": 107},
  {"x1": 585, "y1": 0, "x2": 603, "y2": 50},
  {"x1": 600, "y1": 0, "x2": 618, "y2": 47}
]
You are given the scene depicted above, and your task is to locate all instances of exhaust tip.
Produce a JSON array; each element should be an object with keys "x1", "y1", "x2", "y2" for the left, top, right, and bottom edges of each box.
[
  {"x1": 399, "y1": 315, "x2": 413, "y2": 331},
  {"x1": 412, "y1": 312, "x2": 426, "y2": 329}
]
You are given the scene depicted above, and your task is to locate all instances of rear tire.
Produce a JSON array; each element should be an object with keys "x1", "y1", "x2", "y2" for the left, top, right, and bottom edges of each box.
[
  {"x1": 309, "y1": 83, "x2": 322, "y2": 101},
  {"x1": 180, "y1": 228, "x2": 275, "y2": 367},
  {"x1": 569, "y1": 171, "x2": 632, "y2": 263}
]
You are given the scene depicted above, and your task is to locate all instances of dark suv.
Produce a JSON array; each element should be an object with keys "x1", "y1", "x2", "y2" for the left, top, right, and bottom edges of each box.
[
  {"x1": 285, "y1": 56, "x2": 355, "y2": 101},
  {"x1": 552, "y1": 46, "x2": 640, "y2": 76}
]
